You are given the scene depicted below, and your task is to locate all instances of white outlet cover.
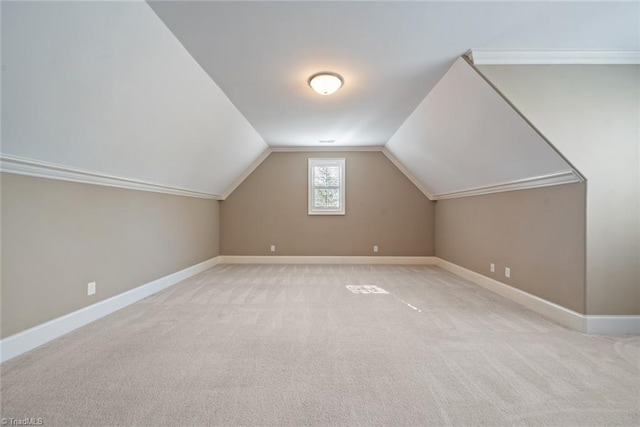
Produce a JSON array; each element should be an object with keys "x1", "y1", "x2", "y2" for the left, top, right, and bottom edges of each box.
[
  {"x1": 490, "y1": 263, "x2": 495, "y2": 272},
  {"x1": 373, "y1": 245, "x2": 378, "y2": 253},
  {"x1": 505, "y1": 267, "x2": 511, "y2": 278},
  {"x1": 87, "y1": 282, "x2": 96, "y2": 296},
  {"x1": 270, "y1": 245, "x2": 276, "y2": 252}
]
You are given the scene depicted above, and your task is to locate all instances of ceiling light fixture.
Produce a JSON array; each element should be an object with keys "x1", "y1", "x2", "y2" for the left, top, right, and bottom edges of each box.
[{"x1": 308, "y1": 72, "x2": 344, "y2": 95}]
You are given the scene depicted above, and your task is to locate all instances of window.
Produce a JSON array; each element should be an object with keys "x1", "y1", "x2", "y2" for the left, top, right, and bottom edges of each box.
[{"x1": 308, "y1": 158, "x2": 345, "y2": 215}]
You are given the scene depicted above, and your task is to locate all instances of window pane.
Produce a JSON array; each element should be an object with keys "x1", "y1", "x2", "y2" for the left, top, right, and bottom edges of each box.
[
  {"x1": 314, "y1": 188, "x2": 340, "y2": 208},
  {"x1": 314, "y1": 166, "x2": 327, "y2": 186},
  {"x1": 325, "y1": 166, "x2": 340, "y2": 186},
  {"x1": 309, "y1": 158, "x2": 345, "y2": 215},
  {"x1": 314, "y1": 166, "x2": 340, "y2": 187}
]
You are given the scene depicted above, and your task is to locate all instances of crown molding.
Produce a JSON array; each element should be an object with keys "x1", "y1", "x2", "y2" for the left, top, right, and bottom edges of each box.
[
  {"x1": 4, "y1": 150, "x2": 582, "y2": 204},
  {"x1": 433, "y1": 170, "x2": 582, "y2": 200},
  {"x1": 463, "y1": 55, "x2": 586, "y2": 182},
  {"x1": 220, "y1": 146, "x2": 404, "y2": 199},
  {"x1": 0, "y1": 154, "x2": 221, "y2": 200},
  {"x1": 269, "y1": 146, "x2": 384, "y2": 152},
  {"x1": 381, "y1": 148, "x2": 434, "y2": 200},
  {"x1": 220, "y1": 145, "x2": 435, "y2": 200},
  {"x1": 468, "y1": 50, "x2": 640, "y2": 65},
  {"x1": 221, "y1": 148, "x2": 273, "y2": 199}
]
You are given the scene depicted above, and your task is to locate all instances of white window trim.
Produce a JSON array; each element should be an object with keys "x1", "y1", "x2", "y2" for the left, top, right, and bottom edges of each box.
[{"x1": 308, "y1": 158, "x2": 345, "y2": 215}]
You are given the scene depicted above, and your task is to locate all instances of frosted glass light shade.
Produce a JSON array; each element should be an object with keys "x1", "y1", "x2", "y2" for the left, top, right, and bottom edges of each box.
[{"x1": 308, "y1": 72, "x2": 343, "y2": 95}]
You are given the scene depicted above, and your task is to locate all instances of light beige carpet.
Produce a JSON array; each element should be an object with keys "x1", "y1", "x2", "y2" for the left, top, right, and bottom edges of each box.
[{"x1": 1, "y1": 264, "x2": 638, "y2": 426}]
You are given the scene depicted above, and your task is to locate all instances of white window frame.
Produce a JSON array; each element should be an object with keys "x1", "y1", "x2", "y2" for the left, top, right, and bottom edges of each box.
[{"x1": 308, "y1": 158, "x2": 345, "y2": 215}]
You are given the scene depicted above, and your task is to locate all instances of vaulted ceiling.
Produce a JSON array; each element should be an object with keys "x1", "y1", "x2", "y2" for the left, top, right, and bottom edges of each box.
[
  {"x1": 148, "y1": 0, "x2": 638, "y2": 147},
  {"x1": 1, "y1": 1, "x2": 637, "y2": 199}
]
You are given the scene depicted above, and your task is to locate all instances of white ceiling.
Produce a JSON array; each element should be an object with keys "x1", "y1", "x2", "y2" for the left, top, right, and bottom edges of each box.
[
  {"x1": 2, "y1": 0, "x2": 267, "y2": 196},
  {"x1": 148, "y1": 0, "x2": 639, "y2": 147},
  {"x1": 1, "y1": 1, "x2": 637, "y2": 198},
  {"x1": 387, "y1": 58, "x2": 577, "y2": 198}
]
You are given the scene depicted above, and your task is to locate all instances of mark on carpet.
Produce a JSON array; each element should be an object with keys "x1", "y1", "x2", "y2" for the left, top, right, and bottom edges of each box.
[
  {"x1": 345, "y1": 285, "x2": 388, "y2": 294},
  {"x1": 399, "y1": 299, "x2": 422, "y2": 312}
]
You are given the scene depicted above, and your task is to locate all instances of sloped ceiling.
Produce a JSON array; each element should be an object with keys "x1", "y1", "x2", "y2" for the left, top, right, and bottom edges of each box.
[
  {"x1": 1, "y1": 0, "x2": 267, "y2": 197},
  {"x1": 148, "y1": 0, "x2": 638, "y2": 147},
  {"x1": 386, "y1": 58, "x2": 579, "y2": 198},
  {"x1": 1, "y1": 1, "x2": 637, "y2": 199}
]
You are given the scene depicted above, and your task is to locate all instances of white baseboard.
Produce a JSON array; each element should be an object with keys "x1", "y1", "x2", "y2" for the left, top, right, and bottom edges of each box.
[
  {"x1": 435, "y1": 258, "x2": 640, "y2": 335},
  {"x1": 218, "y1": 255, "x2": 437, "y2": 265},
  {"x1": 0, "y1": 256, "x2": 221, "y2": 363},
  {"x1": 2, "y1": 255, "x2": 634, "y2": 363},
  {"x1": 435, "y1": 258, "x2": 585, "y2": 331},
  {"x1": 584, "y1": 316, "x2": 640, "y2": 335}
]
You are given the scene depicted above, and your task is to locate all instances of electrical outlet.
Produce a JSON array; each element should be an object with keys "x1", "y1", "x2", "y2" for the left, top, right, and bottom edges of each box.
[
  {"x1": 270, "y1": 245, "x2": 276, "y2": 252},
  {"x1": 505, "y1": 267, "x2": 511, "y2": 278},
  {"x1": 87, "y1": 282, "x2": 96, "y2": 296},
  {"x1": 490, "y1": 263, "x2": 495, "y2": 273},
  {"x1": 373, "y1": 245, "x2": 378, "y2": 253}
]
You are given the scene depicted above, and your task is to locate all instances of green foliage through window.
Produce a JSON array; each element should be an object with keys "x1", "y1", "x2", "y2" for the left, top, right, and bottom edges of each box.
[{"x1": 308, "y1": 159, "x2": 345, "y2": 214}]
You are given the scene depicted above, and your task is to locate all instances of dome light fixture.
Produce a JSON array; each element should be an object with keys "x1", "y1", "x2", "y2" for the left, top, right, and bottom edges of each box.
[{"x1": 308, "y1": 72, "x2": 344, "y2": 96}]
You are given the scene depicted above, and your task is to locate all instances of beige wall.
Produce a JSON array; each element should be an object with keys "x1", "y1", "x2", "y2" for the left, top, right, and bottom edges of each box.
[
  {"x1": 1, "y1": 173, "x2": 220, "y2": 337},
  {"x1": 436, "y1": 183, "x2": 586, "y2": 313},
  {"x1": 220, "y1": 151, "x2": 435, "y2": 256},
  {"x1": 479, "y1": 65, "x2": 639, "y2": 315}
]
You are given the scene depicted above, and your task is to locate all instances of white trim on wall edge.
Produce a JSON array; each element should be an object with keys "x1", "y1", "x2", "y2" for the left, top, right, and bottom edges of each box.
[
  {"x1": 0, "y1": 257, "x2": 221, "y2": 363},
  {"x1": 221, "y1": 148, "x2": 272, "y2": 199},
  {"x1": 585, "y1": 316, "x2": 640, "y2": 335},
  {"x1": 219, "y1": 255, "x2": 437, "y2": 265},
  {"x1": 269, "y1": 146, "x2": 385, "y2": 152},
  {"x1": 3, "y1": 151, "x2": 585, "y2": 204},
  {"x1": 435, "y1": 258, "x2": 585, "y2": 331},
  {"x1": 381, "y1": 148, "x2": 435, "y2": 199},
  {"x1": 0, "y1": 154, "x2": 222, "y2": 200},
  {"x1": 436, "y1": 258, "x2": 640, "y2": 335},
  {"x1": 219, "y1": 146, "x2": 436, "y2": 200},
  {"x1": 2, "y1": 256, "x2": 634, "y2": 365},
  {"x1": 469, "y1": 50, "x2": 640, "y2": 65},
  {"x1": 433, "y1": 171, "x2": 582, "y2": 200}
]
